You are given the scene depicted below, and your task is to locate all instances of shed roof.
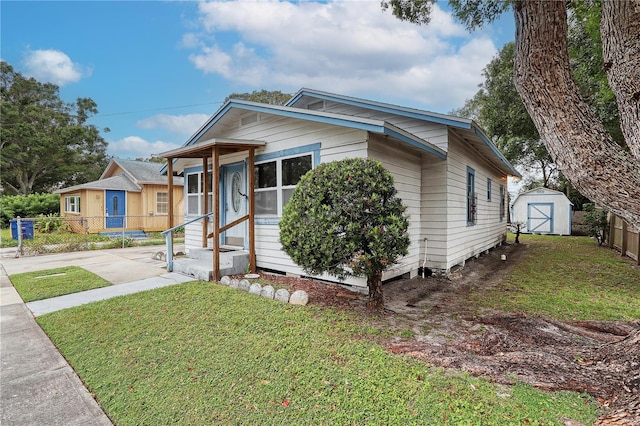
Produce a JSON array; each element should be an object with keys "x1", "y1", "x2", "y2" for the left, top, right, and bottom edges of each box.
[
  {"x1": 102, "y1": 159, "x2": 183, "y2": 186},
  {"x1": 512, "y1": 187, "x2": 574, "y2": 206}
]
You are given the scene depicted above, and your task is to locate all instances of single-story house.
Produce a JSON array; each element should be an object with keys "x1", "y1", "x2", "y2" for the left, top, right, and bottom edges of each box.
[
  {"x1": 55, "y1": 158, "x2": 184, "y2": 235},
  {"x1": 511, "y1": 187, "x2": 573, "y2": 235},
  {"x1": 160, "y1": 88, "x2": 520, "y2": 289}
]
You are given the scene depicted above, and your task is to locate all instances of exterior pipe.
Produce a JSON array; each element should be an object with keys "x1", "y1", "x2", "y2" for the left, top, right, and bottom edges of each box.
[{"x1": 422, "y1": 237, "x2": 428, "y2": 278}]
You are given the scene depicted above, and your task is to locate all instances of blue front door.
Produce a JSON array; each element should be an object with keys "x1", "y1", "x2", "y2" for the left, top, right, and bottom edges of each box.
[
  {"x1": 221, "y1": 162, "x2": 247, "y2": 247},
  {"x1": 105, "y1": 190, "x2": 126, "y2": 228}
]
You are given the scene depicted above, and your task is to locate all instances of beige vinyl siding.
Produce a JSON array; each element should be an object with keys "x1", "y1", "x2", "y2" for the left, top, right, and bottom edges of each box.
[
  {"x1": 420, "y1": 155, "x2": 449, "y2": 270},
  {"x1": 182, "y1": 114, "x2": 369, "y2": 283},
  {"x1": 368, "y1": 134, "x2": 422, "y2": 279},
  {"x1": 321, "y1": 100, "x2": 450, "y2": 150},
  {"x1": 444, "y1": 130, "x2": 507, "y2": 270}
]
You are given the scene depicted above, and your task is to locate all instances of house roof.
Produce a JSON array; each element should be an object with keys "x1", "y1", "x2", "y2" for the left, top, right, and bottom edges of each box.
[
  {"x1": 177, "y1": 99, "x2": 446, "y2": 160},
  {"x1": 287, "y1": 88, "x2": 520, "y2": 177},
  {"x1": 164, "y1": 88, "x2": 519, "y2": 177},
  {"x1": 55, "y1": 173, "x2": 142, "y2": 194},
  {"x1": 102, "y1": 159, "x2": 183, "y2": 186}
]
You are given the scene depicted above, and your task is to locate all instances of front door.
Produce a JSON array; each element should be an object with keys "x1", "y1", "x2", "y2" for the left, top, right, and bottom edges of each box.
[
  {"x1": 105, "y1": 190, "x2": 126, "y2": 228},
  {"x1": 222, "y1": 162, "x2": 247, "y2": 247},
  {"x1": 527, "y1": 202, "x2": 553, "y2": 234}
]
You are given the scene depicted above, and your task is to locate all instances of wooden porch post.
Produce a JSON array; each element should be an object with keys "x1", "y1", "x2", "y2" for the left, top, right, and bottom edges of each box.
[
  {"x1": 248, "y1": 148, "x2": 256, "y2": 273},
  {"x1": 212, "y1": 148, "x2": 220, "y2": 281},
  {"x1": 202, "y1": 156, "x2": 209, "y2": 248}
]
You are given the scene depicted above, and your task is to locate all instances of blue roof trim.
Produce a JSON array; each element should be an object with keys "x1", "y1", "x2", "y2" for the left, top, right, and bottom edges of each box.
[
  {"x1": 184, "y1": 100, "x2": 445, "y2": 158},
  {"x1": 288, "y1": 89, "x2": 472, "y2": 129},
  {"x1": 383, "y1": 128, "x2": 446, "y2": 159},
  {"x1": 473, "y1": 127, "x2": 520, "y2": 176}
]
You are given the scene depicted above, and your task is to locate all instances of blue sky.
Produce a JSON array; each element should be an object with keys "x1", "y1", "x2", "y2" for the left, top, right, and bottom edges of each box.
[{"x1": 1, "y1": 1, "x2": 515, "y2": 160}]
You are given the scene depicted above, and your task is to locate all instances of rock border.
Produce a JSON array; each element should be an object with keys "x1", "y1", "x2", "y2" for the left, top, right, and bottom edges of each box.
[{"x1": 218, "y1": 275, "x2": 309, "y2": 305}]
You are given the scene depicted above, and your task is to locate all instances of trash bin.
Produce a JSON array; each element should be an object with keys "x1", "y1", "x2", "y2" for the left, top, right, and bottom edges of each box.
[{"x1": 10, "y1": 219, "x2": 34, "y2": 240}]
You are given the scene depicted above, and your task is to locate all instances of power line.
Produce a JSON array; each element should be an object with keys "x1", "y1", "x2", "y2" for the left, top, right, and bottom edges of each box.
[{"x1": 95, "y1": 101, "x2": 225, "y2": 118}]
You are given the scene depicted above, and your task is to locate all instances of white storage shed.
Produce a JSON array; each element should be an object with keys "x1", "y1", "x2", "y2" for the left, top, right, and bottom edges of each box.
[{"x1": 511, "y1": 187, "x2": 573, "y2": 235}]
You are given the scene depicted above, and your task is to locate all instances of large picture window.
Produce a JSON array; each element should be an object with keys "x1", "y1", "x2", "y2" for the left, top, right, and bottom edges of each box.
[
  {"x1": 65, "y1": 195, "x2": 81, "y2": 214},
  {"x1": 254, "y1": 154, "x2": 312, "y2": 216}
]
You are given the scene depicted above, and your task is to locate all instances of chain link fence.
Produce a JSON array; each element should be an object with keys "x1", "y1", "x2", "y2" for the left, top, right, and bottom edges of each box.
[{"x1": 2, "y1": 215, "x2": 184, "y2": 257}]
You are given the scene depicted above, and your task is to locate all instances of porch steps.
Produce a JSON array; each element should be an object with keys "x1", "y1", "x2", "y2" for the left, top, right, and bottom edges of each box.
[
  {"x1": 99, "y1": 230, "x2": 148, "y2": 239},
  {"x1": 172, "y1": 248, "x2": 250, "y2": 281}
]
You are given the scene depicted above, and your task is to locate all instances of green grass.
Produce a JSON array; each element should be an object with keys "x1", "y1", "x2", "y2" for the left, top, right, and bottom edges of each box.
[
  {"x1": 37, "y1": 283, "x2": 597, "y2": 425},
  {"x1": 10, "y1": 266, "x2": 111, "y2": 302},
  {"x1": 469, "y1": 234, "x2": 640, "y2": 321}
]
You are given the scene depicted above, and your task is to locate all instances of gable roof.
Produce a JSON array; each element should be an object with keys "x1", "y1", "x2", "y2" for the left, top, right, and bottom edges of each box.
[
  {"x1": 55, "y1": 173, "x2": 142, "y2": 194},
  {"x1": 178, "y1": 98, "x2": 446, "y2": 160},
  {"x1": 167, "y1": 88, "x2": 519, "y2": 178},
  {"x1": 287, "y1": 88, "x2": 520, "y2": 177},
  {"x1": 102, "y1": 159, "x2": 183, "y2": 186}
]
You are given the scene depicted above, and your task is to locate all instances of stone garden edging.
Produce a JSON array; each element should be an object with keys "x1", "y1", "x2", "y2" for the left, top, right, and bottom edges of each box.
[{"x1": 218, "y1": 275, "x2": 309, "y2": 305}]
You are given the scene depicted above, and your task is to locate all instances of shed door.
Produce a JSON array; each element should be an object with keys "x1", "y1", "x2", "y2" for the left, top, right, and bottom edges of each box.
[
  {"x1": 105, "y1": 190, "x2": 126, "y2": 228},
  {"x1": 527, "y1": 202, "x2": 553, "y2": 234}
]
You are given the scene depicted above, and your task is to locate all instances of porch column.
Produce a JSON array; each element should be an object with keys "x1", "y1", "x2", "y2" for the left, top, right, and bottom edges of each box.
[
  {"x1": 202, "y1": 156, "x2": 209, "y2": 248},
  {"x1": 248, "y1": 148, "x2": 256, "y2": 273},
  {"x1": 212, "y1": 147, "x2": 220, "y2": 281},
  {"x1": 167, "y1": 158, "x2": 174, "y2": 231}
]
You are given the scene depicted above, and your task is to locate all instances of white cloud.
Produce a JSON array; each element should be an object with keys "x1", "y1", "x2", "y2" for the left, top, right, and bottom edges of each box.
[
  {"x1": 22, "y1": 49, "x2": 89, "y2": 86},
  {"x1": 108, "y1": 136, "x2": 181, "y2": 160},
  {"x1": 187, "y1": 0, "x2": 498, "y2": 110},
  {"x1": 136, "y1": 113, "x2": 210, "y2": 136}
]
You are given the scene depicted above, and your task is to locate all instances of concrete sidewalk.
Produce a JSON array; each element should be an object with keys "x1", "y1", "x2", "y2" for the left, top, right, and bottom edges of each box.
[{"x1": 1, "y1": 246, "x2": 192, "y2": 425}]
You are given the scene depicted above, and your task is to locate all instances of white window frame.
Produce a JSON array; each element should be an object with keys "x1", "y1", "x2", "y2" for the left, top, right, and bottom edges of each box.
[
  {"x1": 156, "y1": 191, "x2": 168, "y2": 215},
  {"x1": 254, "y1": 153, "x2": 313, "y2": 218},
  {"x1": 65, "y1": 195, "x2": 81, "y2": 214},
  {"x1": 186, "y1": 171, "x2": 213, "y2": 216}
]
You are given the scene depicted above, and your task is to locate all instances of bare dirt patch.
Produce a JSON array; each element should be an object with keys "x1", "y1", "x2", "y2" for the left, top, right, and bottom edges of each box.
[{"x1": 255, "y1": 242, "x2": 639, "y2": 425}]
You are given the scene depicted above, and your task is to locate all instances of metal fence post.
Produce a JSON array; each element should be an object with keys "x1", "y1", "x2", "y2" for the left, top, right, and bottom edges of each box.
[{"x1": 15, "y1": 216, "x2": 23, "y2": 258}]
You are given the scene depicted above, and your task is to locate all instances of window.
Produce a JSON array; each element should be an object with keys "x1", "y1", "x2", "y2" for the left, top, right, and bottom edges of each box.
[
  {"x1": 65, "y1": 195, "x2": 81, "y2": 213},
  {"x1": 156, "y1": 192, "x2": 168, "y2": 215},
  {"x1": 500, "y1": 184, "x2": 506, "y2": 221},
  {"x1": 467, "y1": 167, "x2": 476, "y2": 225},
  {"x1": 254, "y1": 154, "x2": 313, "y2": 216},
  {"x1": 487, "y1": 178, "x2": 492, "y2": 201},
  {"x1": 186, "y1": 171, "x2": 213, "y2": 215}
]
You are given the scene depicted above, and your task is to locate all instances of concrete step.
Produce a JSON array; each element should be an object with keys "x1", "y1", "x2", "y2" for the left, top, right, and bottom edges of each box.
[
  {"x1": 99, "y1": 230, "x2": 148, "y2": 239},
  {"x1": 173, "y1": 250, "x2": 249, "y2": 281}
]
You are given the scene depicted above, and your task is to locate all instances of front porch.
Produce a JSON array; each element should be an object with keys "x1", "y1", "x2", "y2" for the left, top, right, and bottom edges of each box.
[
  {"x1": 160, "y1": 138, "x2": 265, "y2": 281},
  {"x1": 172, "y1": 248, "x2": 250, "y2": 281}
]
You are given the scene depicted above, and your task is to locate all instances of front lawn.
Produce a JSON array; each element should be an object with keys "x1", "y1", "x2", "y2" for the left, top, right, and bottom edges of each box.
[
  {"x1": 10, "y1": 266, "x2": 111, "y2": 302},
  {"x1": 470, "y1": 234, "x2": 640, "y2": 321},
  {"x1": 37, "y1": 282, "x2": 598, "y2": 425}
]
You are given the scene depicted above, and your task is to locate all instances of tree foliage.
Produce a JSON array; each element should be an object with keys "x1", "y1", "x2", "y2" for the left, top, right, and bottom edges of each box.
[
  {"x1": 451, "y1": 42, "x2": 556, "y2": 187},
  {"x1": 0, "y1": 193, "x2": 60, "y2": 226},
  {"x1": 279, "y1": 158, "x2": 410, "y2": 309},
  {"x1": 383, "y1": 0, "x2": 640, "y2": 230},
  {"x1": 224, "y1": 89, "x2": 292, "y2": 106},
  {"x1": 0, "y1": 61, "x2": 109, "y2": 195}
]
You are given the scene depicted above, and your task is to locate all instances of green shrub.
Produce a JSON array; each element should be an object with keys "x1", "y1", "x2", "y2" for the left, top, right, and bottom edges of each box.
[
  {"x1": 280, "y1": 158, "x2": 410, "y2": 309},
  {"x1": 583, "y1": 203, "x2": 608, "y2": 245},
  {"x1": 0, "y1": 193, "x2": 60, "y2": 226}
]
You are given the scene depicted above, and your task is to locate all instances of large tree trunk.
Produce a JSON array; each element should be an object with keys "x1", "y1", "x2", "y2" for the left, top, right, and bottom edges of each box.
[
  {"x1": 513, "y1": 0, "x2": 640, "y2": 231},
  {"x1": 601, "y1": 0, "x2": 640, "y2": 159},
  {"x1": 367, "y1": 270, "x2": 384, "y2": 311}
]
